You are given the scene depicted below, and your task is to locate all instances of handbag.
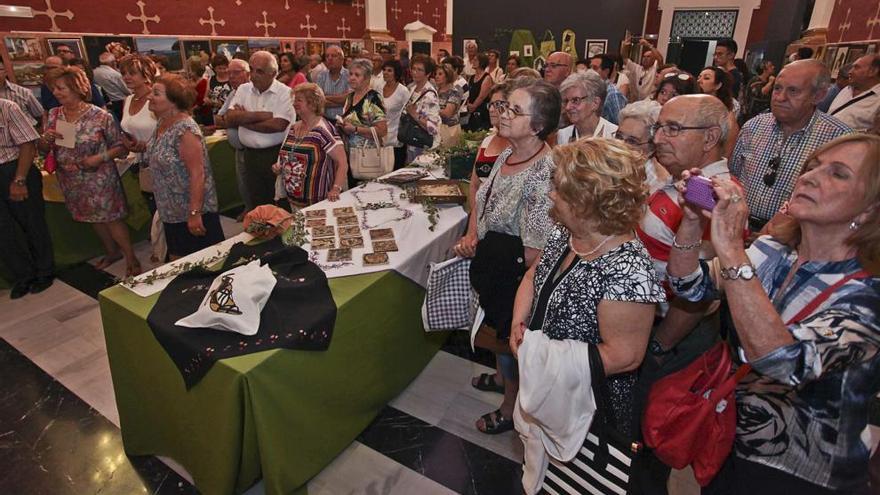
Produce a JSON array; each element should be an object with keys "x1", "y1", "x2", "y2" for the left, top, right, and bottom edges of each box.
[
  {"x1": 349, "y1": 126, "x2": 394, "y2": 180},
  {"x1": 44, "y1": 149, "x2": 57, "y2": 174},
  {"x1": 642, "y1": 268, "x2": 870, "y2": 486},
  {"x1": 398, "y1": 89, "x2": 436, "y2": 148},
  {"x1": 421, "y1": 256, "x2": 478, "y2": 332}
]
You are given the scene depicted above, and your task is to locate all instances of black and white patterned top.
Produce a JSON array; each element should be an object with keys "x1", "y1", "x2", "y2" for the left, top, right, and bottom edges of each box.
[{"x1": 528, "y1": 224, "x2": 665, "y2": 435}]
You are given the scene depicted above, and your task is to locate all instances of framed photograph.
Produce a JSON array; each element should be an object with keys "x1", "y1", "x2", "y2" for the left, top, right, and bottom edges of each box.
[
  {"x1": 350, "y1": 40, "x2": 364, "y2": 54},
  {"x1": 11, "y1": 62, "x2": 46, "y2": 86},
  {"x1": 523, "y1": 44, "x2": 533, "y2": 57},
  {"x1": 307, "y1": 40, "x2": 324, "y2": 56},
  {"x1": 463, "y1": 39, "x2": 477, "y2": 56},
  {"x1": 211, "y1": 39, "x2": 248, "y2": 61},
  {"x1": 83, "y1": 36, "x2": 134, "y2": 68},
  {"x1": 48, "y1": 38, "x2": 86, "y2": 60},
  {"x1": 867, "y1": 43, "x2": 877, "y2": 55},
  {"x1": 4, "y1": 37, "x2": 43, "y2": 62},
  {"x1": 248, "y1": 38, "x2": 280, "y2": 56},
  {"x1": 181, "y1": 40, "x2": 211, "y2": 61},
  {"x1": 823, "y1": 45, "x2": 838, "y2": 69},
  {"x1": 831, "y1": 46, "x2": 849, "y2": 79},
  {"x1": 586, "y1": 39, "x2": 608, "y2": 58},
  {"x1": 340, "y1": 40, "x2": 351, "y2": 55},
  {"x1": 509, "y1": 50, "x2": 520, "y2": 57},
  {"x1": 845, "y1": 46, "x2": 866, "y2": 65},
  {"x1": 136, "y1": 37, "x2": 183, "y2": 72}
]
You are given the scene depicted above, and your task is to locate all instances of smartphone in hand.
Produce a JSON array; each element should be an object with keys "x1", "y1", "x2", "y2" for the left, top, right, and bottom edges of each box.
[{"x1": 684, "y1": 175, "x2": 717, "y2": 211}]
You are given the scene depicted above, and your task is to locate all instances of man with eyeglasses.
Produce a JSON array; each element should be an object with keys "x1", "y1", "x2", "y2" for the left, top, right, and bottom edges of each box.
[
  {"x1": 730, "y1": 59, "x2": 851, "y2": 232},
  {"x1": 53, "y1": 44, "x2": 76, "y2": 63},
  {"x1": 543, "y1": 51, "x2": 572, "y2": 88}
]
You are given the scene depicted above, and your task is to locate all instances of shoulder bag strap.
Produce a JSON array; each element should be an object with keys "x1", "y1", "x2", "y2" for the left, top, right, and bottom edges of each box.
[
  {"x1": 478, "y1": 165, "x2": 501, "y2": 221},
  {"x1": 830, "y1": 90, "x2": 876, "y2": 116}
]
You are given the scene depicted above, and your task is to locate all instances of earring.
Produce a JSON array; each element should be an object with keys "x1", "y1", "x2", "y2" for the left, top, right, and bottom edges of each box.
[{"x1": 849, "y1": 220, "x2": 860, "y2": 231}]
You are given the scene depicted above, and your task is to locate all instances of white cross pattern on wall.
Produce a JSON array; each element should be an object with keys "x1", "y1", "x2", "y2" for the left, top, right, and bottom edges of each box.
[
  {"x1": 318, "y1": 0, "x2": 333, "y2": 14},
  {"x1": 126, "y1": 0, "x2": 161, "y2": 35},
  {"x1": 352, "y1": 0, "x2": 364, "y2": 16},
  {"x1": 390, "y1": 0, "x2": 402, "y2": 20},
  {"x1": 300, "y1": 13, "x2": 317, "y2": 37},
  {"x1": 33, "y1": 0, "x2": 74, "y2": 32},
  {"x1": 199, "y1": 7, "x2": 225, "y2": 36},
  {"x1": 256, "y1": 10, "x2": 276, "y2": 37},
  {"x1": 432, "y1": 7, "x2": 441, "y2": 26},
  {"x1": 413, "y1": 3, "x2": 422, "y2": 20},
  {"x1": 283, "y1": 0, "x2": 290, "y2": 9},
  {"x1": 867, "y1": 3, "x2": 880, "y2": 40},
  {"x1": 838, "y1": 7, "x2": 851, "y2": 42},
  {"x1": 337, "y1": 17, "x2": 351, "y2": 38}
]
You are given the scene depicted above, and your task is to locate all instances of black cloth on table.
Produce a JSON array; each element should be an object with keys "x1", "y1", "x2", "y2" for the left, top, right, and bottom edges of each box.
[
  {"x1": 147, "y1": 238, "x2": 337, "y2": 388},
  {"x1": 468, "y1": 231, "x2": 525, "y2": 339}
]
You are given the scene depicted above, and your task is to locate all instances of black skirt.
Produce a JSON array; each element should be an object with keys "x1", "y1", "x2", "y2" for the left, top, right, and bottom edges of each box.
[{"x1": 164, "y1": 212, "x2": 225, "y2": 257}]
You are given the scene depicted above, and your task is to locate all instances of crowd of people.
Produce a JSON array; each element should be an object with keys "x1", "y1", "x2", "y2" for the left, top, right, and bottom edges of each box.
[{"x1": 2, "y1": 36, "x2": 880, "y2": 494}]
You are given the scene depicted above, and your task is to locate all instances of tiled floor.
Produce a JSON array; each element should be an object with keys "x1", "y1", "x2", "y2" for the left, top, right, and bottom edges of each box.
[{"x1": 0, "y1": 214, "x2": 702, "y2": 495}]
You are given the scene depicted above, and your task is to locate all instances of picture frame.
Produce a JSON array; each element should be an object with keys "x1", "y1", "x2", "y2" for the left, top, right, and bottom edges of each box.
[
  {"x1": 248, "y1": 38, "x2": 281, "y2": 56},
  {"x1": 845, "y1": 46, "x2": 866, "y2": 65},
  {"x1": 11, "y1": 62, "x2": 46, "y2": 86},
  {"x1": 509, "y1": 50, "x2": 520, "y2": 57},
  {"x1": 831, "y1": 46, "x2": 849, "y2": 79},
  {"x1": 83, "y1": 36, "x2": 134, "y2": 68},
  {"x1": 523, "y1": 44, "x2": 533, "y2": 57},
  {"x1": 210, "y1": 39, "x2": 248, "y2": 62},
  {"x1": 867, "y1": 43, "x2": 877, "y2": 55},
  {"x1": 4, "y1": 37, "x2": 43, "y2": 62},
  {"x1": 823, "y1": 45, "x2": 838, "y2": 69},
  {"x1": 181, "y1": 40, "x2": 212, "y2": 61},
  {"x1": 47, "y1": 38, "x2": 86, "y2": 61},
  {"x1": 136, "y1": 37, "x2": 183, "y2": 72},
  {"x1": 350, "y1": 40, "x2": 364, "y2": 54},
  {"x1": 307, "y1": 40, "x2": 324, "y2": 56},
  {"x1": 586, "y1": 39, "x2": 608, "y2": 58}
]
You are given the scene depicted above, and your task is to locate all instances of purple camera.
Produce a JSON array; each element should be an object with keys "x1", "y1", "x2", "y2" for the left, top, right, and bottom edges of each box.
[{"x1": 684, "y1": 175, "x2": 717, "y2": 211}]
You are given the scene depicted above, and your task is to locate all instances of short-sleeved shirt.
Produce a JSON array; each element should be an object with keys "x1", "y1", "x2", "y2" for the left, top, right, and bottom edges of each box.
[
  {"x1": 226, "y1": 79, "x2": 296, "y2": 149},
  {"x1": 278, "y1": 117, "x2": 343, "y2": 205},
  {"x1": 529, "y1": 224, "x2": 664, "y2": 434},
  {"x1": 92, "y1": 65, "x2": 131, "y2": 102},
  {"x1": 475, "y1": 147, "x2": 554, "y2": 250},
  {"x1": 314, "y1": 68, "x2": 350, "y2": 121},
  {"x1": 0, "y1": 80, "x2": 44, "y2": 126},
  {"x1": 828, "y1": 83, "x2": 880, "y2": 131},
  {"x1": 218, "y1": 86, "x2": 243, "y2": 150},
  {"x1": 342, "y1": 90, "x2": 386, "y2": 149},
  {"x1": 437, "y1": 86, "x2": 464, "y2": 126},
  {"x1": 146, "y1": 117, "x2": 219, "y2": 223},
  {"x1": 382, "y1": 83, "x2": 411, "y2": 147},
  {"x1": 0, "y1": 98, "x2": 40, "y2": 163}
]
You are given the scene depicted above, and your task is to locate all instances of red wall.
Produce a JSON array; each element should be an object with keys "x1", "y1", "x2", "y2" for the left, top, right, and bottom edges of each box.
[
  {"x1": 827, "y1": 0, "x2": 880, "y2": 43},
  {"x1": 642, "y1": 1, "x2": 773, "y2": 46},
  {"x1": 0, "y1": 0, "x2": 446, "y2": 41}
]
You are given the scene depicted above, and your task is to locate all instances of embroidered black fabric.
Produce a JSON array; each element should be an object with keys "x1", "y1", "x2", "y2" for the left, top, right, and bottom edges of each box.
[{"x1": 146, "y1": 238, "x2": 337, "y2": 388}]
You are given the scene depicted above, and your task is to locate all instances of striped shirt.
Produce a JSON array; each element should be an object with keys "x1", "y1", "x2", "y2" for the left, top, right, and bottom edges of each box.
[
  {"x1": 0, "y1": 80, "x2": 44, "y2": 126},
  {"x1": 670, "y1": 236, "x2": 880, "y2": 491},
  {"x1": 730, "y1": 111, "x2": 852, "y2": 222},
  {"x1": 602, "y1": 81, "x2": 627, "y2": 125},
  {"x1": 0, "y1": 98, "x2": 40, "y2": 163}
]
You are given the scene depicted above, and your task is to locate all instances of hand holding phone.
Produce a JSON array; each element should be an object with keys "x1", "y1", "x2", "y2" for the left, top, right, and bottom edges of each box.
[{"x1": 684, "y1": 175, "x2": 717, "y2": 211}]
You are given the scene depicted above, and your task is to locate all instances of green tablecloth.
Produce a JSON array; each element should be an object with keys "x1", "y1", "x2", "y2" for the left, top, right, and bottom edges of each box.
[
  {"x1": 99, "y1": 270, "x2": 447, "y2": 495},
  {"x1": 207, "y1": 135, "x2": 243, "y2": 214}
]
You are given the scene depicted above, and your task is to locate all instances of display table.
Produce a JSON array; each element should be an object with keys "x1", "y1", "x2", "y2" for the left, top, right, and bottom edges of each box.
[
  {"x1": 99, "y1": 172, "x2": 467, "y2": 494},
  {"x1": 206, "y1": 134, "x2": 243, "y2": 214}
]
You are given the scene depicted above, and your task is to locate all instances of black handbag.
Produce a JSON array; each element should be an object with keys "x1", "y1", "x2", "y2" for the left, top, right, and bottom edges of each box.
[{"x1": 398, "y1": 89, "x2": 436, "y2": 148}]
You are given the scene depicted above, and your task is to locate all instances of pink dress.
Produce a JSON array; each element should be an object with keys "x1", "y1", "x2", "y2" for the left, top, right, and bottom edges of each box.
[{"x1": 288, "y1": 72, "x2": 307, "y2": 89}]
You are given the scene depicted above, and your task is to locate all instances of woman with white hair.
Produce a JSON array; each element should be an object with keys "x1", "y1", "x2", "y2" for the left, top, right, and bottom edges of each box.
[
  {"x1": 339, "y1": 58, "x2": 387, "y2": 182},
  {"x1": 616, "y1": 100, "x2": 670, "y2": 193},
  {"x1": 556, "y1": 71, "x2": 617, "y2": 144}
]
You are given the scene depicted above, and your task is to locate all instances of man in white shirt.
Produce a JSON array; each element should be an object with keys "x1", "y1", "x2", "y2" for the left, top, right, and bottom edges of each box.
[
  {"x1": 828, "y1": 54, "x2": 880, "y2": 131},
  {"x1": 223, "y1": 51, "x2": 295, "y2": 211},
  {"x1": 213, "y1": 59, "x2": 252, "y2": 215},
  {"x1": 92, "y1": 52, "x2": 131, "y2": 121},
  {"x1": 621, "y1": 37, "x2": 664, "y2": 101},
  {"x1": 369, "y1": 53, "x2": 385, "y2": 92}
]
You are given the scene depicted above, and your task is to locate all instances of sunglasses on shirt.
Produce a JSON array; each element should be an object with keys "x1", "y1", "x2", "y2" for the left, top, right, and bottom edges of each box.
[{"x1": 764, "y1": 156, "x2": 782, "y2": 187}]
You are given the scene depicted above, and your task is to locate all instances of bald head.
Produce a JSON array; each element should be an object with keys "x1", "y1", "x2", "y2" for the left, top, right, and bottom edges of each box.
[
  {"x1": 653, "y1": 94, "x2": 728, "y2": 175},
  {"x1": 249, "y1": 51, "x2": 277, "y2": 92},
  {"x1": 771, "y1": 59, "x2": 829, "y2": 130},
  {"x1": 249, "y1": 51, "x2": 278, "y2": 73},
  {"x1": 228, "y1": 59, "x2": 250, "y2": 87},
  {"x1": 850, "y1": 54, "x2": 880, "y2": 91},
  {"x1": 779, "y1": 59, "x2": 831, "y2": 95},
  {"x1": 544, "y1": 51, "x2": 573, "y2": 87},
  {"x1": 45, "y1": 56, "x2": 63, "y2": 69}
]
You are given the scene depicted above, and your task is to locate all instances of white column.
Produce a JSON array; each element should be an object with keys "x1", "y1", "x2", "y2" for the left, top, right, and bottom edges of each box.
[
  {"x1": 807, "y1": 0, "x2": 834, "y2": 31},
  {"x1": 446, "y1": 0, "x2": 453, "y2": 36},
  {"x1": 365, "y1": 0, "x2": 388, "y2": 32},
  {"x1": 657, "y1": 0, "x2": 762, "y2": 57}
]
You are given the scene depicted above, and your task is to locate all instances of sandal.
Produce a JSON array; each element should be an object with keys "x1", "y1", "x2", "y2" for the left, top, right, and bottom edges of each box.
[
  {"x1": 471, "y1": 373, "x2": 505, "y2": 394},
  {"x1": 476, "y1": 409, "x2": 514, "y2": 435},
  {"x1": 94, "y1": 253, "x2": 123, "y2": 270}
]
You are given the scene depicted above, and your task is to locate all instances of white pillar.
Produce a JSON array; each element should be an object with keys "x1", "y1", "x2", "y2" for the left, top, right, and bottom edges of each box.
[
  {"x1": 807, "y1": 0, "x2": 834, "y2": 31},
  {"x1": 365, "y1": 0, "x2": 388, "y2": 32},
  {"x1": 446, "y1": 0, "x2": 453, "y2": 36}
]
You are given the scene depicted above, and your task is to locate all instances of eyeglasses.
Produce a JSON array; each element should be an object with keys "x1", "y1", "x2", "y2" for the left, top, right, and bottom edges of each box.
[
  {"x1": 650, "y1": 122, "x2": 713, "y2": 138},
  {"x1": 495, "y1": 101, "x2": 531, "y2": 118},
  {"x1": 613, "y1": 131, "x2": 651, "y2": 147},
  {"x1": 488, "y1": 100, "x2": 506, "y2": 111},
  {"x1": 763, "y1": 156, "x2": 782, "y2": 187},
  {"x1": 562, "y1": 95, "x2": 592, "y2": 107}
]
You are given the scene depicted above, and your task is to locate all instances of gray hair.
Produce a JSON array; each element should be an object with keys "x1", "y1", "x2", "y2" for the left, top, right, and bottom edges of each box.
[
  {"x1": 229, "y1": 59, "x2": 250, "y2": 72},
  {"x1": 98, "y1": 52, "x2": 115, "y2": 65},
  {"x1": 618, "y1": 99, "x2": 661, "y2": 130},
  {"x1": 559, "y1": 70, "x2": 607, "y2": 113},
  {"x1": 350, "y1": 58, "x2": 373, "y2": 78},
  {"x1": 250, "y1": 50, "x2": 278, "y2": 74},
  {"x1": 785, "y1": 59, "x2": 831, "y2": 94},
  {"x1": 690, "y1": 95, "x2": 730, "y2": 144},
  {"x1": 509, "y1": 77, "x2": 562, "y2": 140}
]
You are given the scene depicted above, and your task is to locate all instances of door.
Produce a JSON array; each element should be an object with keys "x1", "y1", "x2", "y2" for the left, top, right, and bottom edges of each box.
[{"x1": 679, "y1": 39, "x2": 712, "y2": 77}]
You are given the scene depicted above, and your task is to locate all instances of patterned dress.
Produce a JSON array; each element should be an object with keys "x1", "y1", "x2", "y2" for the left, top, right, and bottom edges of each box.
[
  {"x1": 342, "y1": 89, "x2": 386, "y2": 149},
  {"x1": 405, "y1": 82, "x2": 442, "y2": 161},
  {"x1": 278, "y1": 118, "x2": 343, "y2": 205},
  {"x1": 47, "y1": 105, "x2": 127, "y2": 223},
  {"x1": 145, "y1": 117, "x2": 219, "y2": 224}
]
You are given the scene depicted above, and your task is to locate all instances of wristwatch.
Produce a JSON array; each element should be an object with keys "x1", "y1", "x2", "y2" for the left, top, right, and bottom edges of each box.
[
  {"x1": 649, "y1": 338, "x2": 672, "y2": 356},
  {"x1": 13, "y1": 177, "x2": 26, "y2": 186},
  {"x1": 189, "y1": 209, "x2": 202, "y2": 217},
  {"x1": 720, "y1": 262, "x2": 757, "y2": 281}
]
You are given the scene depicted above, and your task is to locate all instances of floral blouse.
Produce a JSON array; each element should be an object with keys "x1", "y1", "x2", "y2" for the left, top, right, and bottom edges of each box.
[
  {"x1": 342, "y1": 89, "x2": 386, "y2": 149},
  {"x1": 406, "y1": 82, "x2": 441, "y2": 147},
  {"x1": 437, "y1": 85, "x2": 464, "y2": 126},
  {"x1": 146, "y1": 117, "x2": 219, "y2": 223},
  {"x1": 475, "y1": 147, "x2": 554, "y2": 250},
  {"x1": 670, "y1": 236, "x2": 880, "y2": 490}
]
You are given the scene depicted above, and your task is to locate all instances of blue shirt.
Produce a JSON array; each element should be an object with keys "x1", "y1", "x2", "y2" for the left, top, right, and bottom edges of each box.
[
  {"x1": 314, "y1": 68, "x2": 350, "y2": 121},
  {"x1": 817, "y1": 84, "x2": 842, "y2": 113},
  {"x1": 670, "y1": 236, "x2": 880, "y2": 490},
  {"x1": 40, "y1": 82, "x2": 107, "y2": 111},
  {"x1": 602, "y1": 81, "x2": 627, "y2": 125}
]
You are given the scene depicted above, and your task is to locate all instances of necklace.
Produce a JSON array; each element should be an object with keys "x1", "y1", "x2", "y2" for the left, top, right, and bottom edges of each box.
[
  {"x1": 61, "y1": 102, "x2": 89, "y2": 122},
  {"x1": 506, "y1": 142, "x2": 546, "y2": 166},
  {"x1": 569, "y1": 234, "x2": 614, "y2": 259}
]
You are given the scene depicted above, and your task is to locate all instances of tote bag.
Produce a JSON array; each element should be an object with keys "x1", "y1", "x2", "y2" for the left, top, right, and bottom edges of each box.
[{"x1": 349, "y1": 126, "x2": 394, "y2": 179}]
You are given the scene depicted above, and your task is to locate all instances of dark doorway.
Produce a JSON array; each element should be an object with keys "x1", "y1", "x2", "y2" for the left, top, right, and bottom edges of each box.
[{"x1": 679, "y1": 39, "x2": 712, "y2": 76}]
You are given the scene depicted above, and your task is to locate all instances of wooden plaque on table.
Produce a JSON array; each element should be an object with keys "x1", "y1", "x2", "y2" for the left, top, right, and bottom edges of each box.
[{"x1": 412, "y1": 180, "x2": 466, "y2": 204}]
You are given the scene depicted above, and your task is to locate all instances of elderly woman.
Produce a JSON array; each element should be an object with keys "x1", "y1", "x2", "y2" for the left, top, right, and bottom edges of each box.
[
  {"x1": 464, "y1": 52, "x2": 494, "y2": 132},
  {"x1": 510, "y1": 138, "x2": 664, "y2": 493},
  {"x1": 275, "y1": 83, "x2": 347, "y2": 207},
  {"x1": 453, "y1": 78, "x2": 561, "y2": 434},
  {"x1": 667, "y1": 133, "x2": 880, "y2": 493},
  {"x1": 616, "y1": 99, "x2": 670, "y2": 193},
  {"x1": 380, "y1": 60, "x2": 411, "y2": 169},
  {"x1": 340, "y1": 57, "x2": 387, "y2": 179},
  {"x1": 435, "y1": 62, "x2": 464, "y2": 147},
  {"x1": 557, "y1": 71, "x2": 618, "y2": 143},
  {"x1": 653, "y1": 71, "x2": 696, "y2": 105},
  {"x1": 698, "y1": 66, "x2": 740, "y2": 157},
  {"x1": 145, "y1": 74, "x2": 223, "y2": 259},
  {"x1": 38, "y1": 67, "x2": 140, "y2": 275},
  {"x1": 403, "y1": 54, "x2": 441, "y2": 162}
]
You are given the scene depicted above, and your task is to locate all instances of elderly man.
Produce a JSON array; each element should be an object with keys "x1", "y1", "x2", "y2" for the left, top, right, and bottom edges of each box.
[
  {"x1": 817, "y1": 63, "x2": 851, "y2": 113},
  {"x1": 307, "y1": 53, "x2": 324, "y2": 81},
  {"x1": 543, "y1": 51, "x2": 572, "y2": 88},
  {"x1": 713, "y1": 38, "x2": 742, "y2": 97},
  {"x1": 828, "y1": 54, "x2": 880, "y2": 131},
  {"x1": 213, "y1": 59, "x2": 252, "y2": 216},
  {"x1": 93, "y1": 52, "x2": 131, "y2": 121},
  {"x1": 622, "y1": 37, "x2": 665, "y2": 101},
  {"x1": 588, "y1": 53, "x2": 628, "y2": 124},
  {"x1": 0, "y1": 99, "x2": 54, "y2": 299},
  {"x1": 223, "y1": 51, "x2": 295, "y2": 211},
  {"x1": 369, "y1": 53, "x2": 385, "y2": 92},
  {"x1": 314, "y1": 45, "x2": 350, "y2": 121},
  {"x1": 731, "y1": 59, "x2": 852, "y2": 231},
  {"x1": 0, "y1": 63, "x2": 43, "y2": 127}
]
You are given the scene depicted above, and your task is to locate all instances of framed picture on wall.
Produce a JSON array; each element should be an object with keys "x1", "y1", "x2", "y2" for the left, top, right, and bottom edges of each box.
[
  {"x1": 867, "y1": 43, "x2": 877, "y2": 55},
  {"x1": 845, "y1": 46, "x2": 866, "y2": 65},
  {"x1": 181, "y1": 40, "x2": 212, "y2": 61},
  {"x1": 523, "y1": 44, "x2": 533, "y2": 57},
  {"x1": 823, "y1": 46, "x2": 838, "y2": 69},
  {"x1": 831, "y1": 46, "x2": 849, "y2": 79},
  {"x1": 4, "y1": 37, "x2": 43, "y2": 62},
  {"x1": 249, "y1": 39, "x2": 281, "y2": 56},
  {"x1": 211, "y1": 39, "x2": 248, "y2": 62},
  {"x1": 48, "y1": 38, "x2": 86, "y2": 61},
  {"x1": 350, "y1": 40, "x2": 364, "y2": 54},
  {"x1": 307, "y1": 40, "x2": 323, "y2": 56},
  {"x1": 509, "y1": 50, "x2": 520, "y2": 57},
  {"x1": 136, "y1": 37, "x2": 183, "y2": 72},
  {"x1": 83, "y1": 36, "x2": 134, "y2": 68},
  {"x1": 586, "y1": 40, "x2": 607, "y2": 58},
  {"x1": 12, "y1": 62, "x2": 45, "y2": 86}
]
